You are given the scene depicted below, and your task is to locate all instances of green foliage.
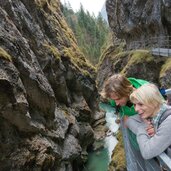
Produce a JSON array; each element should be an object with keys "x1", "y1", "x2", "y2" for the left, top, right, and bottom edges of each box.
[{"x1": 61, "y1": 3, "x2": 110, "y2": 64}]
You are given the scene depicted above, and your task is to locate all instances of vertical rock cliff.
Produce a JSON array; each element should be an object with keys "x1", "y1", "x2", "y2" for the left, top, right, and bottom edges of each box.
[
  {"x1": 97, "y1": 0, "x2": 171, "y2": 90},
  {"x1": 0, "y1": 0, "x2": 103, "y2": 170},
  {"x1": 106, "y1": 0, "x2": 171, "y2": 49}
]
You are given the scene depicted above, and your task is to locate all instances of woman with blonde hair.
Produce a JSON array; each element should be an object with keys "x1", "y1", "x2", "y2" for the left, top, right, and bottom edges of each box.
[{"x1": 126, "y1": 83, "x2": 171, "y2": 160}]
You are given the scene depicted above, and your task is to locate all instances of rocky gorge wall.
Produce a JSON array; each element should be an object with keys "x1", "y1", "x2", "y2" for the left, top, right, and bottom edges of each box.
[
  {"x1": 106, "y1": 0, "x2": 171, "y2": 49},
  {"x1": 0, "y1": 0, "x2": 105, "y2": 170},
  {"x1": 98, "y1": 0, "x2": 171, "y2": 91}
]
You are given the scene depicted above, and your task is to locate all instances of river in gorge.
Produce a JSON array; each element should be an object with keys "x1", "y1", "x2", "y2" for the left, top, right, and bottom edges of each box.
[{"x1": 83, "y1": 103, "x2": 119, "y2": 171}]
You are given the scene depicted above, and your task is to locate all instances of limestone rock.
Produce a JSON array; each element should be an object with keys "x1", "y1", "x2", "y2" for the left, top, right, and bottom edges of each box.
[
  {"x1": 106, "y1": 0, "x2": 171, "y2": 49},
  {"x1": 0, "y1": 0, "x2": 100, "y2": 170}
]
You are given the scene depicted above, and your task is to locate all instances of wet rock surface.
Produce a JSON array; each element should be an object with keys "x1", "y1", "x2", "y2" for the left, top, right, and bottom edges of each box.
[{"x1": 0, "y1": 0, "x2": 105, "y2": 170}]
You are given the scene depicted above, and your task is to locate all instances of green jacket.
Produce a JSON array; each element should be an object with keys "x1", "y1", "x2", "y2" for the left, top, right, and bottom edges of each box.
[
  {"x1": 109, "y1": 77, "x2": 148, "y2": 150},
  {"x1": 109, "y1": 77, "x2": 148, "y2": 116}
]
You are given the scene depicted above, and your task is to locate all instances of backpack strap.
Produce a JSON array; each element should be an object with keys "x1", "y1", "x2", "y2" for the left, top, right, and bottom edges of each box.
[{"x1": 158, "y1": 108, "x2": 171, "y2": 127}]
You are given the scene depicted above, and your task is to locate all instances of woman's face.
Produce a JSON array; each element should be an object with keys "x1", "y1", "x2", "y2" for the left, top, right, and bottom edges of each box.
[
  {"x1": 133, "y1": 101, "x2": 155, "y2": 119},
  {"x1": 110, "y1": 93, "x2": 129, "y2": 106}
]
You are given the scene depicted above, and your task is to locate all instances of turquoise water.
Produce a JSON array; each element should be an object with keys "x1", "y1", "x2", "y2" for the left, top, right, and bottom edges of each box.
[
  {"x1": 82, "y1": 103, "x2": 118, "y2": 171},
  {"x1": 99, "y1": 102, "x2": 115, "y2": 113},
  {"x1": 83, "y1": 148, "x2": 109, "y2": 171}
]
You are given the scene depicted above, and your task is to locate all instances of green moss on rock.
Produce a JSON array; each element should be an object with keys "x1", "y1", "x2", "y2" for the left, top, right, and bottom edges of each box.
[
  {"x1": 129, "y1": 50, "x2": 153, "y2": 64},
  {"x1": 62, "y1": 47, "x2": 96, "y2": 77},
  {"x1": 0, "y1": 47, "x2": 12, "y2": 62},
  {"x1": 121, "y1": 50, "x2": 153, "y2": 74},
  {"x1": 43, "y1": 44, "x2": 60, "y2": 60},
  {"x1": 160, "y1": 58, "x2": 171, "y2": 77},
  {"x1": 98, "y1": 42, "x2": 126, "y2": 67},
  {"x1": 34, "y1": 0, "x2": 57, "y2": 9},
  {"x1": 34, "y1": 0, "x2": 47, "y2": 8}
]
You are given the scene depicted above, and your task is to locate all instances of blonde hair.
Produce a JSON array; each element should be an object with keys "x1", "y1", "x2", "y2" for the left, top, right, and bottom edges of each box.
[
  {"x1": 130, "y1": 83, "x2": 165, "y2": 108},
  {"x1": 101, "y1": 74, "x2": 133, "y2": 99}
]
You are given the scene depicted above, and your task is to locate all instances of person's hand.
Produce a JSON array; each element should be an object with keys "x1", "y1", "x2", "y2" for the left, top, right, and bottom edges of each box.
[
  {"x1": 142, "y1": 119, "x2": 155, "y2": 137},
  {"x1": 146, "y1": 123, "x2": 155, "y2": 137}
]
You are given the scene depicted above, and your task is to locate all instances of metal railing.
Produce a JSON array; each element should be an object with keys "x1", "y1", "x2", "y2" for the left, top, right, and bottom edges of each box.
[
  {"x1": 157, "y1": 153, "x2": 171, "y2": 171},
  {"x1": 128, "y1": 36, "x2": 171, "y2": 50},
  {"x1": 165, "y1": 89, "x2": 171, "y2": 95},
  {"x1": 151, "y1": 48, "x2": 171, "y2": 57}
]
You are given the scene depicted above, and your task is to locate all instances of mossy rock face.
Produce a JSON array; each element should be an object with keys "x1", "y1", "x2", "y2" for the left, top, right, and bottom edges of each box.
[
  {"x1": 62, "y1": 47, "x2": 96, "y2": 79},
  {"x1": 97, "y1": 46, "x2": 168, "y2": 90},
  {"x1": 0, "y1": 0, "x2": 100, "y2": 170},
  {"x1": 18, "y1": 0, "x2": 96, "y2": 81},
  {"x1": 108, "y1": 130, "x2": 126, "y2": 171},
  {"x1": 122, "y1": 51, "x2": 170, "y2": 85},
  {"x1": 112, "y1": 49, "x2": 165, "y2": 84}
]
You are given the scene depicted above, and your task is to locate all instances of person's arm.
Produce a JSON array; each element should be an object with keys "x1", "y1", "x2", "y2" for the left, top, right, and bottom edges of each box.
[
  {"x1": 126, "y1": 115, "x2": 147, "y2": 134},
  {"x1": 137, "y1": 115, "x2": 171, "y2": 160}
]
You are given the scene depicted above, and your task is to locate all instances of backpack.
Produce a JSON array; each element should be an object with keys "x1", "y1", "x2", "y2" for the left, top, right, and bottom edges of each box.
[{"x1": 158, "y1": 108, "x2": 171, "y2": 158}]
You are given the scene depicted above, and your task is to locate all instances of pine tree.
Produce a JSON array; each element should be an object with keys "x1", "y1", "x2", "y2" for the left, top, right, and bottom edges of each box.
[{"x1": 61, "y1": 2, "x2": 110, "y2": 64}]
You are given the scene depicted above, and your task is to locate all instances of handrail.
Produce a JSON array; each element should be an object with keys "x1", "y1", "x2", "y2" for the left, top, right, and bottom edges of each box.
[
  {"x1": 127, "y1": 36, "x2": 171, "y2": 50},
  {"x1": 151, "y1": 48, "x2": 171, "y2": 57},
  {"x1": 157, "y1": 153, "x2": 171, "y2": 171},
  {"x1": 166, "y1": 89, "x2": 171, "y2": 95}
]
